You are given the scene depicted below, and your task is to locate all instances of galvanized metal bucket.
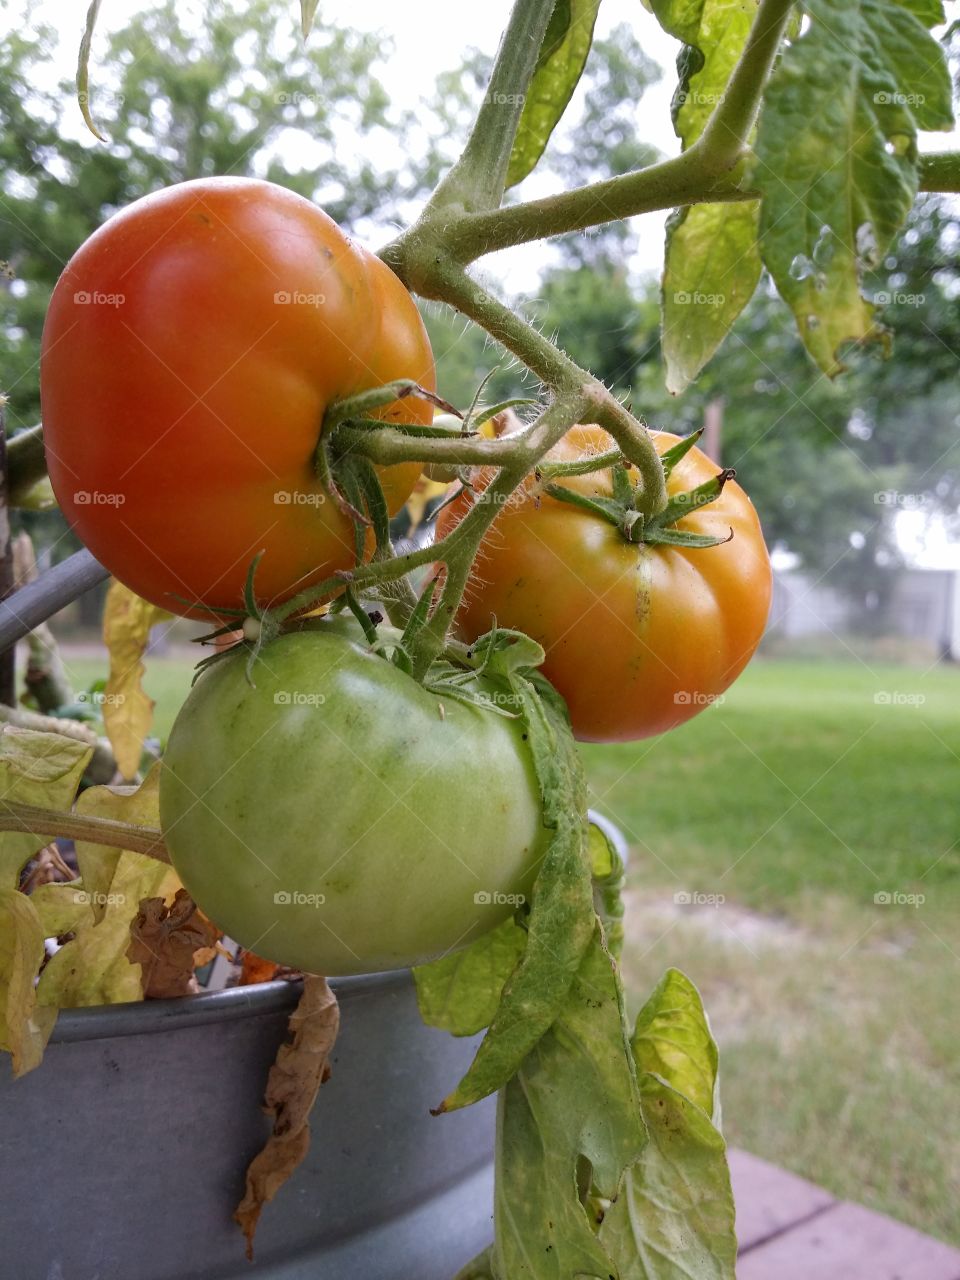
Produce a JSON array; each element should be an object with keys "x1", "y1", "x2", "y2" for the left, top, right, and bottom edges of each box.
[{"x1": 0, "y1": 971, "x2": 495, "y2": 1279}]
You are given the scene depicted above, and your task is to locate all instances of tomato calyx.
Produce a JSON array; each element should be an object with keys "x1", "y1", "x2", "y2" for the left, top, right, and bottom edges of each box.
[{"x1": 540, "y1": 429, "x2": 736, "y2": 549}]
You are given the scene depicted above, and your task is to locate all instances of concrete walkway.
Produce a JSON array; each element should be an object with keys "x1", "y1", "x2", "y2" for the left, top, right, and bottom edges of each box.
[{"x1": 731, "y1": 1149, "x2": 960, "y2": 1278}]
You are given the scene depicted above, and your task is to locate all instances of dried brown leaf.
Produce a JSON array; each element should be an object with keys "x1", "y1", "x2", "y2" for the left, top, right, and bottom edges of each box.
[
  {"x1": 239, "y1": 951, "x2": 283, "y2": 986},
  {"x1": 234, "y1": 976, "x2": 340, "y2": 1259},
  {"x1": 126, "y1": 888, "x2": 220, "y2": 998}
]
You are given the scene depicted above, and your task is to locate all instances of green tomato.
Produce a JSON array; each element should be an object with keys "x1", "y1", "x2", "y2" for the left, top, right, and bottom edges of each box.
[{"x1": 159, "y1": 619, "x2": 548, "y2": 976}]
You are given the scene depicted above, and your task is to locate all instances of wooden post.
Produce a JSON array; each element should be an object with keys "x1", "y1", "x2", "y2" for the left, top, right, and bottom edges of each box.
[
  {"x1": 0, "y1": 398, "x2": 17, "y2": 706},
  {"x1": 703, "y1": 398, "x2": 724, "y2": 464}
]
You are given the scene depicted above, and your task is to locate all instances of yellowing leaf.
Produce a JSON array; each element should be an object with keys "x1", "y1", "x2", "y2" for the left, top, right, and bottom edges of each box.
[
  {"x1": 36, "y1": 848, "x2": 179, "y2": 1008},
  {"x1": 0, "y1": 726, "x2": 91, "y2": 887},
  {"x1": 0, "y1": 888, "x2": 56, "y2": 1076},
  {"x1": 30, "y1": 880, "x2": 95, "y2": 937},
  {"x1": 76, "y1": 762, "x2": 168, "y2": 923},
  {"x1": 102, "y1": 580, "x2": 172, "y2": 780}
]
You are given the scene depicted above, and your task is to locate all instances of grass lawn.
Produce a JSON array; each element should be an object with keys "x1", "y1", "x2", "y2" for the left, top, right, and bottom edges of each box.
[
  {"x1": 57, "y1": 647, "x2": 960, "y2": 1243},
  {"x1": 582, "y1": 657, "x2": 960, "y2": 1246}
]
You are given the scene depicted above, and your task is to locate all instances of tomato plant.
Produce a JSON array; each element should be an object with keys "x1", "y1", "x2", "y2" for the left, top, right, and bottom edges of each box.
[
  {"x1": 5, "y1": 0, "x2": 958, "y2": 1275},
  {"x1": 40, "y1": 177, "x2": 434, "y2": 619},
  {"x1": 159, "y1": 617, "x2": 547, "y2": 975},
  {"x1": 438, "y1": 425, "x2": 772, "y2": 742}
]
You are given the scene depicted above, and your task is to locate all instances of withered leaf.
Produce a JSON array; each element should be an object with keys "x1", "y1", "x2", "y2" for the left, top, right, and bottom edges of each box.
[
  {"x1": 126, "y1": 888, "x2": 220, "y2": 998},
  {"x1": 239, "y1": 950, "x2": 283, "y2": 986},
  {"x1": 234, "y1": 976, "x2": 340, "y2": 1259}
]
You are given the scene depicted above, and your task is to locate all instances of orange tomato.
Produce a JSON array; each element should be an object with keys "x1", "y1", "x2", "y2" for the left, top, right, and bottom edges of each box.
[{"x1": 437, "y1": 425, "x2": 772, "y2": 742}]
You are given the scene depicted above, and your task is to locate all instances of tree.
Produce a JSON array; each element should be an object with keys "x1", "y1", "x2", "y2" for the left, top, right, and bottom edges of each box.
[{"x1": 0, "y1": 0, "x2": 401, "y2": 433}]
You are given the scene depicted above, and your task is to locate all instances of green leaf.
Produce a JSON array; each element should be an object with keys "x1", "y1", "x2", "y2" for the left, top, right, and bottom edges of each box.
[
  {"x1": 300, "y1": 0, "x2": 320, "y2": 39},
  {"x1": 662, "y1": 201, "x2": 762, "y2": 394},
  {"x1": 598, "y1": 1074, "x2": 737, "y2": 1279},
  {"x1": 654, "y1": 0, "x2": 764, "y2": 392},
  {"x1": 588, "y1": 820, "x2": 626, "y2": 960},
  {"x1": 756, "y1": 0, "x2": 954, "y2": 374},
  {"x1": 436, "y1": 668, "x2": 595, "y2": 1113},
  {"x1": 652, "y1": 0, "x2": 754, "y2": 150},
  {"x1": 506, "y1": 0, "x2": 602, "y2": 188},
  {"x1": 632, "y1": 968, "x2": 720, "y2": 1123},
  {"x1": 0, "y1": 888, "x2": 55, "y2": 1077},
  {"x1": 414, "y1": 916, "x2": 528, "y2": 1037},
  {"x1": 77, "y1": 0, "x2": 107, "y2": 142},
  {"x1": 490, "y1": 926, "x2": 646, "y2": 1279},
  {"x1": 0, "y1": 726, "x2": 92, "y2": 888}
]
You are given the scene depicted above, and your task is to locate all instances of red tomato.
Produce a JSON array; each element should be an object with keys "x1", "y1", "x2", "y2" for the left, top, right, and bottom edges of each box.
[
  {"x1": 41, "y1": 177, "x2": 433, "y2": 618},
  {"x1": 437, "y1": 425, "x2": 772, "y2": 742}
]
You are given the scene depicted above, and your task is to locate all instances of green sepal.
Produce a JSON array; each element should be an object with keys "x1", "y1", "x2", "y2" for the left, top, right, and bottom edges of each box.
[
  {"x1": 643, "y1": 526, "x2": 733, "y2": 548},
  {"x1": 332, "y1": 458, "x2": 368, "y2": 566},
  {"x1": 242, "y1": 550, "x2": 266, "y2": 619},
  {"x1": 611, "y1": 461, "x2": 635, "y2": 507},
  {"x1": 348, "y1": 455, "x2": 392, "y2": 557},
  {"x1": 542, "y1": 481, "x2": 625, "y2": 525},
  {"x1": 659, "y1": 428, "x2": 704, "y2": 479},
  {"x1": 342, "y1": 588, "x2": 380, "y2": 646},
  {"x1": 648, "y1": 467, "x2": 735, "y2": 530}
]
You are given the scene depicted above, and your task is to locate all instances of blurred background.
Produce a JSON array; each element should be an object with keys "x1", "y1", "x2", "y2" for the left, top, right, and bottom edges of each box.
[{"x1": 2, "y1": 0, "x2": 958, "y2": 1246}]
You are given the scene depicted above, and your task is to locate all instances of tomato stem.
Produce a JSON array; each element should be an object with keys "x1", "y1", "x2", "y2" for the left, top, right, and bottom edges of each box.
[
  {"x1": 0, "y1": 800, "x2": 170, "y2": 863},
  {"x1": 427, "y1": 0, "x2": 558, "y2": 214}
]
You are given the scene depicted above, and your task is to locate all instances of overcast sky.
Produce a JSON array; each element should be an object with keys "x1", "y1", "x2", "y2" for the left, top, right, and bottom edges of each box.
[{"x1": 46, "y1": 0, "x2": 958, "y2": 289}]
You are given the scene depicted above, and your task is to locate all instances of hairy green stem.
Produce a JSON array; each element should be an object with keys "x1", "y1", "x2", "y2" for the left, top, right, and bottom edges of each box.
[
  {"x1": 333, "y1": 422, "x2": 534, "y2": 468},
  {"x1": 0, "y1": 800, "x2": 170, "y2": 862},
  {"x1": 420, "y1": 268, "x2": 668, "y2": 515},
  {"x1": 428, "y1": 0, "x2": 556, "y2": 213},
  {"x1": 695, "y1": 0, "x2": 796, "y2": 168},
  {"x1": 409, "y1": 394, "x2": 589, "y2": 678}
]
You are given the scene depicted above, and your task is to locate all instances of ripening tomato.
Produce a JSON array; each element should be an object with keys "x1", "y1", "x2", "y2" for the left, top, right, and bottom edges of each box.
[
  {"x1": 40, "y1": 177, "x2": 434, "y2": 618},
  {"x1": 437, "y1": 424, "x2": 771, "y2": 742},
  {"x1": 159, "y1": 618, "x2": 548, "y2": 975}
]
